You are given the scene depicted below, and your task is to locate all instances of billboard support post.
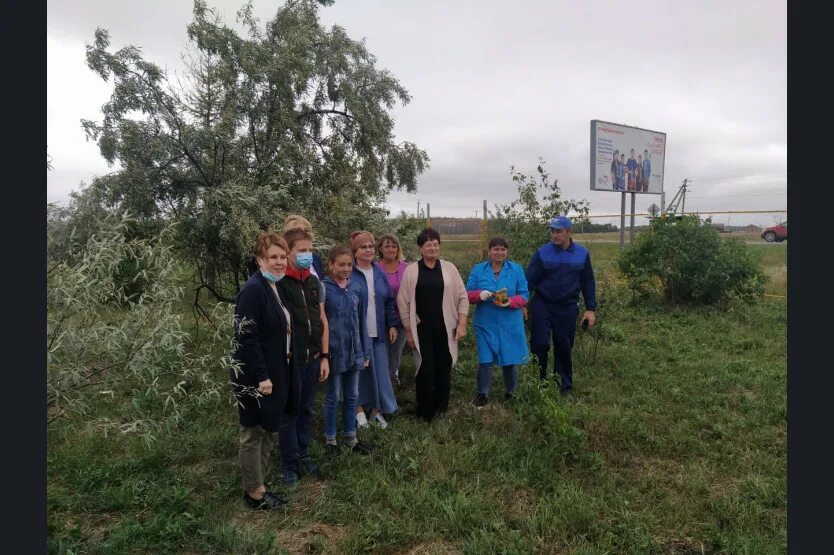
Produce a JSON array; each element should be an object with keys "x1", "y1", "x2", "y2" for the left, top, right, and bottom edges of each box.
[
  {"x1": 619, "y1": 192, "x2": 626, "y2": 249},
  {"x1": 629, "y1": 192, "x2": 636, "y2": 242}
]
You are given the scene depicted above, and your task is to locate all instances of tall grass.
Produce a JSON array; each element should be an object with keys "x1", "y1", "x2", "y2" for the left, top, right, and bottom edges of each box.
[{"x1": 47, "y1": 237, "x2": 786, "y2": 553}]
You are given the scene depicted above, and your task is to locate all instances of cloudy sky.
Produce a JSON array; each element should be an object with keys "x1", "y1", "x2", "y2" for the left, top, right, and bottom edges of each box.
[{"x1": 47, "y1": 0, "x2": 786, "y2": 220}]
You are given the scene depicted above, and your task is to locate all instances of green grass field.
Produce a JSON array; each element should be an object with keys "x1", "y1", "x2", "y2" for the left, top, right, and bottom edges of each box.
[{"x1": 47, "y1": 239, "x2": 786, "y2": 554}]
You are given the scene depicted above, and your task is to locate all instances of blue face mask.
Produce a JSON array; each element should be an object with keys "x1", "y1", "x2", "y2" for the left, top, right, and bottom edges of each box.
[
  {"x1": 295, "y1": 252, "x2": 314, "y2": 270},
  {"x1": 261, "y1": 270, "x2": 284, "y2": 283}
]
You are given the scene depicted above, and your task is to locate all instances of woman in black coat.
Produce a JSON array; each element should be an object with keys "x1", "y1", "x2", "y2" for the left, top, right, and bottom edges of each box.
[{"x1": 230, "y1": 232, "x2": 300, "y2": 510}]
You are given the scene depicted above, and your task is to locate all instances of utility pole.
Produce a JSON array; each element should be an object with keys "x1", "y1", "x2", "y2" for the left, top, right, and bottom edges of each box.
[{"x1": 663, "y1": 178, "x2": 692, "y2": 217}]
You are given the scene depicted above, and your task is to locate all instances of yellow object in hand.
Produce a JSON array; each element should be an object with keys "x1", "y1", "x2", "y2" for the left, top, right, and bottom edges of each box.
[{"x1": 494, "y1": 288, "x2": 508, "y2": 305}]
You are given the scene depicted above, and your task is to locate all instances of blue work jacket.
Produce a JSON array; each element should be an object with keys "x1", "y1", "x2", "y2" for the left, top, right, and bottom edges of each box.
[
  {"x1": 525, "y1": 240, "x2": 597, "y2": 310},
  {"x1": 466, "y1": 259, "x2": 530, "y2": 366}
]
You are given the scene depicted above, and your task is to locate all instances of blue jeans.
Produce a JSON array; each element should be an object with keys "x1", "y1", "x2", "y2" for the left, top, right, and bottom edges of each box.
[
  {"x1": 278, "y1": 358, "x2": 320, "y2": 471},
  {"x1": 476, "y1": 363, "x2": 518, "y2": 396},
  {"x1": 323, "y1": 368, "x2": 360, "y2": 441},
  {"x1": 358, "y1": 338, "x2": 397, "y2": 414}
]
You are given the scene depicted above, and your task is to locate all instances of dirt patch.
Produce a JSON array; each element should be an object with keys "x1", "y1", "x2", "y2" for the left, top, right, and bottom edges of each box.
[
  {"x1": 292, "y1": 480, "x2": 328, "y2": 512},
  {"x1": 503, "y1": 486, "x2": 537, "y2": 520},
  {"x1": 394, "y1": 539, "x2": 462, "y2": 554},
  {"x1": 651, "y1": 534, "x2": 706, "y2": 554},
  {"x1": 537, "y1": 540, "x2": 569, "y2": 554},
  {"x1": 81, "y1": 515, "x2": 119, "y2": 543},
  {"x1": 478, "y1": 402, "x2": 512, "y2": 429},
  {"x1": 275, "y1": 523, "x2": 348, "y2": 554},
  {"x1": 583, "y1": 420, "x2": 631, "y2": 466}
]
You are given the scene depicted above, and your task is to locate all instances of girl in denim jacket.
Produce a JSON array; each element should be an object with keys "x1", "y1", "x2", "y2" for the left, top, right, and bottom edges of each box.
[{"x1": 321, "y1": 246, "x2": 373, "y2": 456}]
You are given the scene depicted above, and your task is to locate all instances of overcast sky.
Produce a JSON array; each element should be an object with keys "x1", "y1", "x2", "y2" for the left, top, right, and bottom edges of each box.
[{"x1": 47, "y1": 0, "x2": 787, "y2": 220}]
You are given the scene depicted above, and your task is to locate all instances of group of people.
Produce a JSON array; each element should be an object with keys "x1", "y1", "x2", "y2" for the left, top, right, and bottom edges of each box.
[
  {"x1": 610, "y1": 148, "x2": 652, "y2": 192},
  {"x1": 230, "y1": 214, "x2": 597, "y2": 510}
]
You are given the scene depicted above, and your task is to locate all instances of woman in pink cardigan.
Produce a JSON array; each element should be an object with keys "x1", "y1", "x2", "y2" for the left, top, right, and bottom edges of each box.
[{"x1": 396, "y1": 228, "x2": 469, "y2": 421}]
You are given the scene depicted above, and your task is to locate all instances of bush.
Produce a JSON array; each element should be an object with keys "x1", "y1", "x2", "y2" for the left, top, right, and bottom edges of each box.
[
  {"x1": 618, "y1": 216, "x2": 767, "y2": 305},
  {"x1": 47, "y1": 213, "x2": 234, "y2": 441}
]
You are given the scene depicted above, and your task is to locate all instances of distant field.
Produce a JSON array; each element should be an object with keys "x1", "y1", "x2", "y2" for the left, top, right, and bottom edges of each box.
[{"x1": 439, "y1": 235, "x2": 787, "y2": 298}]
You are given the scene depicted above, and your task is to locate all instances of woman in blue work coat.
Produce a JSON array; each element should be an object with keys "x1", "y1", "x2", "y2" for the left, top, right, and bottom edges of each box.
[{"x1": 466, "y1": 237, "x2": 530, "y2": 407}]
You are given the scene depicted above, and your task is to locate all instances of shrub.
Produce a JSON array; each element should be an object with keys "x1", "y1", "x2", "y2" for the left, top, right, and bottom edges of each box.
[
  {"x1": 47, "y1": 213, "x2": 234, "y2": 441},
  {"x1": 618, "y1": 216, "x2": 767, "y2": 305},
  {"x1": 490, "y1": 158, "x2": 590, "y2": 265}
]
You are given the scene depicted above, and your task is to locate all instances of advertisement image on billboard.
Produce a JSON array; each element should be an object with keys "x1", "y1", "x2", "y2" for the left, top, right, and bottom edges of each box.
[{"x1": 590, "y1": 120, "x2": 666, "y2": 194}]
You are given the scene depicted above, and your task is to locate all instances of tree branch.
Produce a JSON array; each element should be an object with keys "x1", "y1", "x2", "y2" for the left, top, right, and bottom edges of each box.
[{"x1": 297, "y1": 109, "x2": 354, "y2": 121}]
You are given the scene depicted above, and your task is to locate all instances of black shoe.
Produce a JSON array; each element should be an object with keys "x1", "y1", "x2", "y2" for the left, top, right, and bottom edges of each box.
[
  {"x1": 281, "y1": 468, "x2": 300, "y2": 488},
  {"x1": 348, "y1": 440, "x2": 373, "y2": 455},
  {"x1": 260, "y1": 484, "x2": 287, "y2": 503},
  {"x1": 299, "y1": 456, "x2": 322, "y2": 479},
  {"x1": 325, "y1": 443, "x2": 340, "y2": 459},
  {"x1": 475, "y1": 394, "x2": 488, "y2": 408},
  {"x1": 244, "y1": 491, "x2": 287, "y2": 510},
  {"x1": 504, "y1": 392, "x2": 515, "y2": 401},
  {"x1": 560, "y1": 387, "x2": 573, "y2": 398}
]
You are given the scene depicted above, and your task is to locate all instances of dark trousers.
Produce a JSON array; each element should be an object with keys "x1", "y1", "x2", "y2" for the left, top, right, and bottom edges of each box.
[
  {"x1": 278, "y1": 357, "x2": 320, "y2": 471},
  {"x1": 415, "y1": 323, "x2": 452, "y2": 420},
  {"x1": 529, "y1": 296, "x2": 579, "y2": 392}
]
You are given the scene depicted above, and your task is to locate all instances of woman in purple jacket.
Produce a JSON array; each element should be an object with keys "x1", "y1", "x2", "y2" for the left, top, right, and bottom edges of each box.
[{"x1": 375, "y1": 234, "x2": 409, "y2": 386}]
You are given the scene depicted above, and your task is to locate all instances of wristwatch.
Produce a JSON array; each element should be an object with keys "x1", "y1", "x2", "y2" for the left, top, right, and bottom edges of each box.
[{"x1": 319, "y1": 352, "x2": 330, "y2": 360}]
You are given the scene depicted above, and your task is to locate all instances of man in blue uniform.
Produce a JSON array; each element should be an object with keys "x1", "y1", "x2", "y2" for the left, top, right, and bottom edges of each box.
[{"x1": 525, "y1": 216, "x2": 597, "y2": 395}]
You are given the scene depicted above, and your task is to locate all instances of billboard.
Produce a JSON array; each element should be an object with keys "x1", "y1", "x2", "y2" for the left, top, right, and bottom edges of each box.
[{"x1": 590, "y1": 120, "x2": 666, "y2": 194}]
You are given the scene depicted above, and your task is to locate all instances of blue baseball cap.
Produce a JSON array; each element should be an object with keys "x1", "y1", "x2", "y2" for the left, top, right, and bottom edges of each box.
[{"x1": 547, "y1": 216, "x2": 573, "y2": 230}]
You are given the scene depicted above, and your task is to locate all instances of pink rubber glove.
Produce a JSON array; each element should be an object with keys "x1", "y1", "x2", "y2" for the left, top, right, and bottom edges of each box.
[
  {"x1": 508, "y1": 295, "x2": 527, "y2": 309},
  {"x1": 467, "y1": 290, "x2": 483, "y2": 303}
]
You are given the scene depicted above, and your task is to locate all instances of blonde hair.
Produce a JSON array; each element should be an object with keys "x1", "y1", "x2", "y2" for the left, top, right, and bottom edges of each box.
[
  {"x1": 377, "y1": 234, "x2": 404, "y2": 261},
  {"x1": 283, "y1": 214, "x2": 314, "y2": 240},
  {"x1": 349, "y1": 230, "x2": 376, "y2": 255}
]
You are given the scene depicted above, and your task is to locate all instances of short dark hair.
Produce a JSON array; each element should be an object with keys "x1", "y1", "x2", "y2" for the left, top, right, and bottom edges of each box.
[
  {"x1": 284, "y1": 228, "x2": 313, "y2": 250},
  {"x1": 416, "y1": 228, "x2": 441, "y2": 247},
  {"x1": 488, "y1": 236, "x2": 508, "y2": 249}
]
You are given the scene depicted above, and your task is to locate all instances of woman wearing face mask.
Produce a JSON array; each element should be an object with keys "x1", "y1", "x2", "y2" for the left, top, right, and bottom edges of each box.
[
  {"x1": 230, "y1": 232, "x2": 298, "y2": 510},
  {"x1": 397, "y1": 228, "x2": 469, "y2": 421},
  {"x1": 350, "y1": 230, "x2": 400, "y2": 429},
  {"x1": 465, "y1": 237, "x2": 529, "y2": 407}
]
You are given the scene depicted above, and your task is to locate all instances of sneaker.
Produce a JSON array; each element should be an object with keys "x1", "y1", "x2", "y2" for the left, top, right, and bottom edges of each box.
[
  {"x1": 348, "y1": 439, "x2": 373, "y2": 455},
  {"x1": 243, "y1": 491, "x2": 287, "y2": 510},
  {"x1": 371, "y1": 413, "x2": 388, "y2": 429},
  {"x1": 299, "y1": 456, "x2": 322, "y2": 479},
  {"x1": 475, "y1": 394, "x2": 488, "y2": 408},
  {"x1": 281, "y1": 468, "x2": 300, "y2": 488},
  {"x1": 356, "y1": 412, "x2": 370, "y2": 429}
]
